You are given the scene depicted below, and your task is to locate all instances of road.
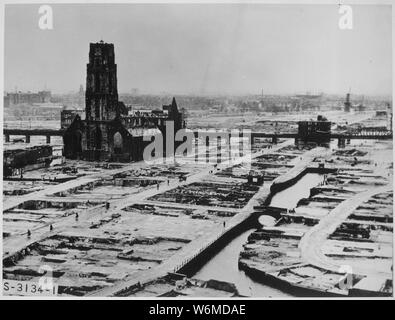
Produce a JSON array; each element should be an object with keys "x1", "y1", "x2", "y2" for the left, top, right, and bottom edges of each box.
[{"x1": 299, "y1": 185, "x2": 392, "y2": 278}]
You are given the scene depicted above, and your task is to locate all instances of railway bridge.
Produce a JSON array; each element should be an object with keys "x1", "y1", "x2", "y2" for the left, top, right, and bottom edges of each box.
[
  {"x1": 3, "y1": 127, "x2": 392, "y2": 147},
  {"x1": 3, "y1": 128, "x2": 65, "y2": 144}
]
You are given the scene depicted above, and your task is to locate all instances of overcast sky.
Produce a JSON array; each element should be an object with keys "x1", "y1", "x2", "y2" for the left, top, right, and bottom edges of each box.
[{"x1": 4, "y1": 4, "x2": 392, "y2": 96}]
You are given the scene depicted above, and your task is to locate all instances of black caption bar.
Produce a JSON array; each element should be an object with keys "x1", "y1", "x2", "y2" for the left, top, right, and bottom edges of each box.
[{"x1": 1, "y1": 300, "x2": 392, "y2": 319}]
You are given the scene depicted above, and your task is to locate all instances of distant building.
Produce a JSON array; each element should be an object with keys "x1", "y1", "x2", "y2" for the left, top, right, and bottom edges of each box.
[
  {"x1": 77, "y1": 84, "x2": 85, "y2": 107},
  {"x1": 63, "y1": 41, "x2": 185, "y2": 162},
  {"x1": 4, "y1": 94, "x2": 10, "y2": 108},
  {"x1": 5, "y1": 90, "x2": 51, "y2": 106},
  {"x1": 344, "y1": 93, "x2": 351, "y2": 112},
  {"x1": 61, "y1": 109, "x2": 84, "y2": 129},
  {"x1": 355, "y1": 104, "x2": 366, "y2": 112},
  {"x1": 297, "y1": 115, "x2": 331, "y2": 144},
  {"x1": 131, "y1": 88, "x2": 140, "y2": 95},
  {"x1": 376, "y1": 103, "x2": 393, "y2": 131},
  {"x1": 387, "y1": 103, "x2": 393, "y2": 131},
  {"x1": 376, "y1": 110, "x2": 388, "y2": 117}
]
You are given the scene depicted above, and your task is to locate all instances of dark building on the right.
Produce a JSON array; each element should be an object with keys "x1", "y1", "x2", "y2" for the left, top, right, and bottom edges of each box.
[
  {"x1": 297, "y1": 115, "x2": 331, "y2": 145},
  {"x1": 344, "y1": 93, "x2": 351, "y2": 112}
]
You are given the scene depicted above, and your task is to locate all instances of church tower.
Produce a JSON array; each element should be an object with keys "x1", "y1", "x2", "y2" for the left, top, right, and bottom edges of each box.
[
  {"x1": 64, "y1": 41, "x2": 185, "y2": 162},
  {"x1": 85, "y1": 41, "x2": 119, "y2": 121}
]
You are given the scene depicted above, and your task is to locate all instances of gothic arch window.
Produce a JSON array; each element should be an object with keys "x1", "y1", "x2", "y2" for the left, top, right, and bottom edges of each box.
[
  {"x1": 114, "y1": 132, "x2": 123, "y2": 154},
  {"x1": 90, "y1": 74, "x2": 95, "y2": 89},
  {"x1": 90, "y1": 127, "x2": 102, "y2": 150},
  {"x1": 87, "y1": 130, "x2": 91, "y2": 149}
]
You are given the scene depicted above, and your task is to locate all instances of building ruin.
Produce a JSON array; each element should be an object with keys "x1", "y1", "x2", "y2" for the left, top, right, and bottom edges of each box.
[{"x1": 63, "y1": 41, "x2": 185, "y2": 162}]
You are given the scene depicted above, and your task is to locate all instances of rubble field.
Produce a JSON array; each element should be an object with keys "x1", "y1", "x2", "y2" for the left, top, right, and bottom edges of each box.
[{"x1": 239, "y1": 139, "x2": 393, "y2": 296}]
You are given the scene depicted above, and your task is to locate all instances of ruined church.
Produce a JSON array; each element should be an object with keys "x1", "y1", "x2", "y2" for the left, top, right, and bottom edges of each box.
[{"x1": 63, "y1": 41, "x2": 185, "y2": 162}]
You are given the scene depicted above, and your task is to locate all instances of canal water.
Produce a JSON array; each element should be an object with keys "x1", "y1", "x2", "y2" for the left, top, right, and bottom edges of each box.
[
  {"x1": 270, "y1": 173, "x2": 324, "y2": 210},
  {"x1": 193, "y1": 228, "x2": 290, "y2": 297},
  {"x1": 193, "y1": 172, "x2": 324, "y2": 297}
]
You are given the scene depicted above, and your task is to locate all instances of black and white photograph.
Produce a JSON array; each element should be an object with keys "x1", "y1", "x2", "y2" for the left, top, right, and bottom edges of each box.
[{"x1": 1, "y1": 1, "x2": 393, "y2": 302}]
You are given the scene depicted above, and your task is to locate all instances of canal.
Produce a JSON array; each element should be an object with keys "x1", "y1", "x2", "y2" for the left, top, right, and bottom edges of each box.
[
  {"x1": 192, "y1": 172, "x2": 324, "y2": 297},
  {"x1": 270, "y1": 173, "x2": 324, "y2": 210}
]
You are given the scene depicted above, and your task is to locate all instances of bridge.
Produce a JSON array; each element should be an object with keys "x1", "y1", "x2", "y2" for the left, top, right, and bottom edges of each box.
[
  {"x1": 3, "y1": 127, "x2": 392, "y2": 146},
  {"x1": 3, "y1": 128, "x2": 64, "y2": 144},
  {"x1": 331, "y1": 127, "x2": 393, "y2": 139},
  {"x1": 250, "y1": 129, "x2": 392, "y2": 144}
]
